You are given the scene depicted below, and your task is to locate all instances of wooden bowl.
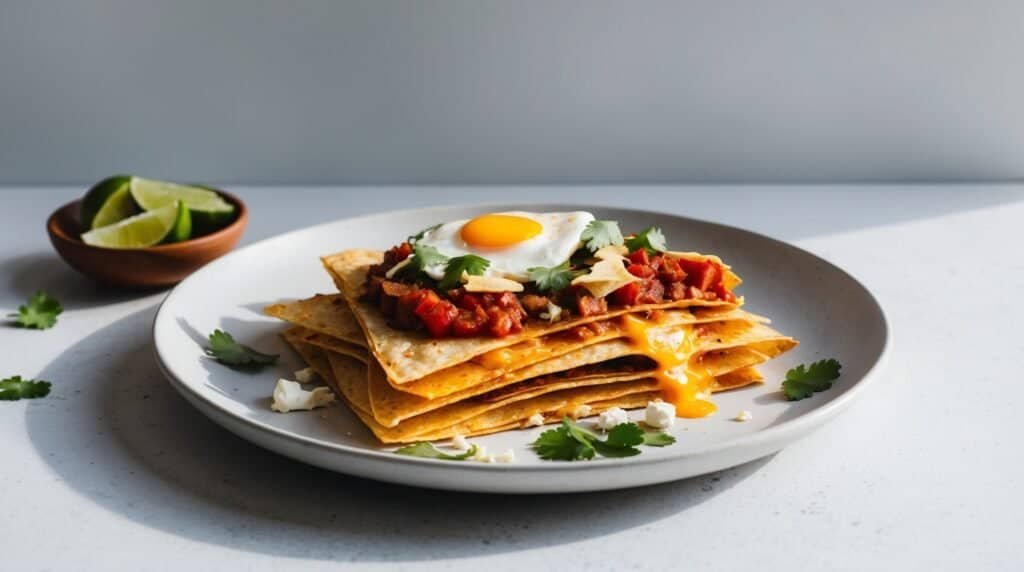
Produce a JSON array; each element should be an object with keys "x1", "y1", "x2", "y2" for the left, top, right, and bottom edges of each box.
[{"x1": 47, "y1": 191, "x2": 248, "y2": 288}]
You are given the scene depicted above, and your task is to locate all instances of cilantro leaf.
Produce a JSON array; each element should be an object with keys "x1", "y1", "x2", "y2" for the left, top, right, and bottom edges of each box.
[
  {"x1": 413, "y1": 244, "x2": 448, "y2": 268},
  {"x1": 782, "y1": 358, "x2": 842, "y2": 401},
  {"x1": 591, "y1": 423, "x2": 644, "y2": 457},
  {"x1": 0, "y1": 375, "x2": 51, "y2": 401},
  {"x1": 395, "y1": 442, "x2": 478, "y2": 460},
  {"x1": 408, "y1": 223, "x2": 441, "y2": 244},
  {"x1": 527, "y1": 262, "x2": 576, "y2": 292},
  {"x1": 642, "y1": 431, "x2": 677, "y2": 447},
  {"x1": 580, "y1": 220, "x2": 624, "y2": 253},
  {"x1": 531, "y1": 417, "x2": 675, "y2": 461},
  {"x1": 591, "y1": 440, "x2": 642, "y2": 458},
  {"x1": 393, "y1": 244, "x2": 449, "y2": 282},
  {"x1": 532, "y1": 425, "x2": 596, "y2": 461},
  {"x1": 605, "y1": 423, "x2": 645, "y2": 448},
  {"x1": 439, "y1": 254, "x2": 490, "y2": 290},
  {"x1": 625, "y1": 226, "x2": 667, "y2": 254},
  {"x1": 9, "y1": 291, "x2": 63, "y2": 330},
  {"x1": 205, "y1": 329, "x2": 279, "y2": 369}
]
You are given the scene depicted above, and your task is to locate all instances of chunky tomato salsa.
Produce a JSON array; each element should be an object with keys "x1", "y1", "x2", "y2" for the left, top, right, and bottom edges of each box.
[{"x1": 362, "y1": 241, "x2": 736, "y2": 339}]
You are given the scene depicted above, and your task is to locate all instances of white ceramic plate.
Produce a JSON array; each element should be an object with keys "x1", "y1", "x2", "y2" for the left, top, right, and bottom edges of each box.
[{"x1": 153, "y1": 204, "x2": 889, "y2": 494}]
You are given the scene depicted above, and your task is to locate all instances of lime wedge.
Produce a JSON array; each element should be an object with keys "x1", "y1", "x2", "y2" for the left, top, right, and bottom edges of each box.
[
  {"x1": 81, "y1": 175, "x2": 137, "y2": 230},
  {"x1": 129, "y1": 177, "x2": 235, "y2": 235},
  {"x1": 81, "y1": 201, "x2": 191, "y2": 249}
]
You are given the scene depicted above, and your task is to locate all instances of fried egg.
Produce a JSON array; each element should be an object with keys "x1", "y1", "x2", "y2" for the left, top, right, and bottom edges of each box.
[{"x1": 417, "y1": 211, "x2": 594, "y2": 281}]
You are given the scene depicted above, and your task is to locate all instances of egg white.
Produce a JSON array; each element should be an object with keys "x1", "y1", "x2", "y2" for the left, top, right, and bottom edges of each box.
[{"x1": 417, "y1": 211, "x2": 595, "y2": 282}]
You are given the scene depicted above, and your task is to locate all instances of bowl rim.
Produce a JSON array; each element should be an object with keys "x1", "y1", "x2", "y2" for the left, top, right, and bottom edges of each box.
[{"x1": 47, "y1": 189, "x2": 248, "y2": 252}]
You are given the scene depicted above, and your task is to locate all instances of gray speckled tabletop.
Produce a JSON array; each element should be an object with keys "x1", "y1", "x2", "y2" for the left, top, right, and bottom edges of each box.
[{"x1": 2, "y1": 186, "x2": 1021, "y2": 571}]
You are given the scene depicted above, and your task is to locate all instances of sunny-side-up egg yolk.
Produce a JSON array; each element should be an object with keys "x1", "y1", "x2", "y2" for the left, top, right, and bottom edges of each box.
[{"x1": 417, "y1": 211, "x2": 595, "y2": 281}]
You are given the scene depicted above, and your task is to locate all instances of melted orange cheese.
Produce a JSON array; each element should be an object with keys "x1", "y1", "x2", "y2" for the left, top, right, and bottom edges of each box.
[
  {"x1": 621, "y1": 314, "x2": 717, "y2": 418},
  {"x1": 474, "y1": 347, "x2": 515, "y2": 370}
]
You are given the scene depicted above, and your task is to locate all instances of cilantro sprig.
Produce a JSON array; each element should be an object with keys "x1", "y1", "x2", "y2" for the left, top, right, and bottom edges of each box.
[
  {"x1": 395, "y1": 442, "x2": 478, "y2": 461},
  {"x1": 407, "y1": 223, "x2": 441, "y2": 244},
  {"x1": 439, "y1": 254, "x2": 490, "y2": 290},
  {"x1": 205, "y1": 329, "x2": 279, "y2": 369},
  {"x1": 9, "y1": 291, "x2": 63, "y2": 330},
  {"x1": 527, "y1": 261, "x2": 576, "y2": 292},
  {"x1": 393, "y1": 244, "x2": 449, "y2": 282},
  {"x1": 782, "y1": 358, "x2": 842, "y2": 401},
  {"x1": 579, "y1": 220, "x2": 624, "y2": 253},
  {"x1": 625, "y1": 226, "x2": 667, "y2": 254},
  {"x1": 0, "y1": 375, "x2": 51, "y2": 401},
  {"x1": 532, "y1": 417, "x2": 676, "y2": 461}
]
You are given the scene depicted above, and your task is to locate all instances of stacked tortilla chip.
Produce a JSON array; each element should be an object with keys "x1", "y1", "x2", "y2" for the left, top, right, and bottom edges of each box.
[{"x1": 264, "y1": 249, "x2": 797, "y2": 443}]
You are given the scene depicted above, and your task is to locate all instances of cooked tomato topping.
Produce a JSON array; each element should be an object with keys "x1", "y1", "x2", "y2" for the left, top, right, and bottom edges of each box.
[
  {"x1": 452, "y1": 307, "x2": 488, "y2": 337},
  {"x1": 415, "y1": 295, "x2": 458, "y2": 338},
  {"x1": 576, "y1": 294, "x2": 608, "y2": 317},
  {"x1": 363, "y1": 243, "x2": 736, "y2": 338}
]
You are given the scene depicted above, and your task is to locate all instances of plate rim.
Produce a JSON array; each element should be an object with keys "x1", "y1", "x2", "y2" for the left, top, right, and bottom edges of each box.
[{"x1": 153, "y1": 202, "x2": 891, "y2": 475}]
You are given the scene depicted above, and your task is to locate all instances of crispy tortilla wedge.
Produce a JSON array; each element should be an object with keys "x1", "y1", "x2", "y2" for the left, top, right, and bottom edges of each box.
[
  {"x1": 296, "y1": 341, "x2": 769, "y2": 443},
  {"x1": 266, "y1": 294, "x2": 367, "y2": 347},
  {"x1": 364, "y1": 319, "x2": 795, "y2": 427},
  {"x1": 268, "y1": 293, "x2": 764, "y2": 399},
  {"x1": 321, "y1": 249, "x2": 740, "y2": 383}
]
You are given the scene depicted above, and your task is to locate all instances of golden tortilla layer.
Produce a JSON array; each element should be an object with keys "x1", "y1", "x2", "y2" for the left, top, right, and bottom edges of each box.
[{"x1": 321, "y1": 249, "x2": 740, "y2": 383}]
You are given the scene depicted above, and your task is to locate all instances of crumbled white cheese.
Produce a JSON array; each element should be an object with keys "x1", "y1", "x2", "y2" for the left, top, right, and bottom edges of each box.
[
  {"x1": 645, "y1": 401, "x2": 676, "y2": 429},
  {"x1": 471, "y1": 444, "x2": 489, "y2": 462},
  {"x1": 544, "y1": 301, "x2": 563, "y2": 323},
  {"x1": 596, "y1": 407, "x2": 629, "y2": 430},
  {"x1": 293, "y1": 367, "x2": 318, "y2": 384},
  {"x1": 446, "y1": 438, "x2": 516, "y2": 464},
  {"x1": 523, "y1": 413, "x2": 545, "y2": 428},
  {"x1": 734, "y1": 410, "x2": 753, "y2": 422},
  {"x1": 572, "y1": 404, "x2": 593, "y2": 419},
  {"x1": 271, "y1": 379, "x2": 335, "y2": 413},
  {"x1": 451, "y1": 435, "x2": 471, "y2": 450}
]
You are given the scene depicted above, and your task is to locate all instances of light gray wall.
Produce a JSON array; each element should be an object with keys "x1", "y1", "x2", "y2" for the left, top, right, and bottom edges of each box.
[{"x1": 1, "y1": 1, "x2": 1022, "y2": 185}]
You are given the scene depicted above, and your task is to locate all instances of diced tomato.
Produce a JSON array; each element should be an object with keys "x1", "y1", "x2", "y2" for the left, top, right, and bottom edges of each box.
[
  {"x1": 452, "y1": 307, "x2": 488, "y2": 337},
  {"x1": 577, "y1": 295, "x2": 607, "y2": 317},
  {"x1": 392, "y1": 242, "x2": 413, "y2": 262},
  {"x1": 627, "y1": 264, "x2": 656, "y2": 279},
  {"x1": 666, "y1": 281, "x2": 688, "y2": 300},
  {"x1": 635, "y1": 278, "x2": 665, "y2": 304},
  {"x1": 454, "y1": 291, "x2": 481, "y2": 310},
  {"x1": 485, "y1": 307, "x2": 514, "y2": 337},
  {"x1": 628, "y1": 249, "x2": 650, "y2": 265},
  {"x1": 677, "y1": 259, "x2": 721, "y2": 291},
  {"x1": 716, "y1": 288, "x2": 737, "y2": 303},
  {"x1": 416, "y1": 297, "x2": 458, "y2": 337},
  {"x1": 613, "y1": 281, "x2": 641, "y2": 306},
  {"x1": 495, "y1": 291, "x2": 519, "y2": 309},
  {"x1": 413, "y1": 289, "x2": 442, "y2": 316},
  {"x1": 656, "y1": 257, "x2": 686, "y2": 283}
]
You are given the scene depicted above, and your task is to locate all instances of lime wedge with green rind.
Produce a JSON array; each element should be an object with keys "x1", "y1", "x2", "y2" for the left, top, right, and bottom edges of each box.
[
  {"x1": 81, "y1": 175, "x2": 137, "y2": 230},
  {"x1": 129, "y1": 177, "x2": 235, "y2": 236},
  {"x1": 81, "y1": 201, "x2": 191, "y2": 249}
]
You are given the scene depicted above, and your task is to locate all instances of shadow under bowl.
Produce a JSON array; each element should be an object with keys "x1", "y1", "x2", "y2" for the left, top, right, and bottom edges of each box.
[{"x1": 46, "y1": 191, "x2": 248, "y2": 288}]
